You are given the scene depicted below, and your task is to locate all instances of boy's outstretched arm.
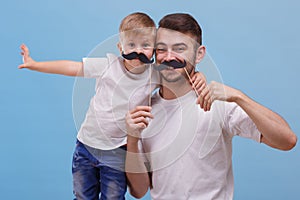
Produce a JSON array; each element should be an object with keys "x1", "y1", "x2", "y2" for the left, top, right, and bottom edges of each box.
[{"x1": 18, "y1": 44, "x2": 83, "y2": 77}]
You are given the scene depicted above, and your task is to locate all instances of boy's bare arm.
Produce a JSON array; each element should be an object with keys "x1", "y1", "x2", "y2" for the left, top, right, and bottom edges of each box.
[
  {"x1": 126, "y1": 139, "x2": 151, "y2": 198},
  {"x1": 18, "y1": 44, "x2": 83, "y2": 77}
]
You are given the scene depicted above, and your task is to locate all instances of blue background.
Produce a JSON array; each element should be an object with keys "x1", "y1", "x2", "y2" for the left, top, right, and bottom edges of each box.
[{"x1": 1, "y1": 0, "x2": 299, "y2": 199}]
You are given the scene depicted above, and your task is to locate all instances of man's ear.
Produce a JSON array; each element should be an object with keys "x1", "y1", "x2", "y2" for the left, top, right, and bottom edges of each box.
[
  {"x1": 117, "y1": 42, "x2": 123, "y2": 54},
  {"x1": 195, "y1": 45, "x2": 206, "y2": 64}
]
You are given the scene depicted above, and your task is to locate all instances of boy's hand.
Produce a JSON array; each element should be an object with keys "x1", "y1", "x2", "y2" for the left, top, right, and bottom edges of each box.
[
  {"x1": 18, "y1": 44, "x2": 36, "y2": 69},
  {"x1": 126, "y1": 106, "x2": 153, "y2": 144}
]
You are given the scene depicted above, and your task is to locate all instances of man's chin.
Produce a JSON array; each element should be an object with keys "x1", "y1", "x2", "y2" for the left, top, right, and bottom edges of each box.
[{"x1": 161, "y1": 73, "x2": 183, "y2": 83}]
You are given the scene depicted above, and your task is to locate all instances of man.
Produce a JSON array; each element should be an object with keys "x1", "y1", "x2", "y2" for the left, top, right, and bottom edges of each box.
[{"x1": 125, "y1": 13, "x2": 297, "y2": 200}]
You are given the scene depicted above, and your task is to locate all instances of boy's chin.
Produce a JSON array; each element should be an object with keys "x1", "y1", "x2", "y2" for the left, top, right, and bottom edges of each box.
[{"x1": 128, "y1": 60, "x2": 145, "y2": 68}]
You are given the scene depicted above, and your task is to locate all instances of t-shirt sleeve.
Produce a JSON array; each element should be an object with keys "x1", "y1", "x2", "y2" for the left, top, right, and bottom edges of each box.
[
  {"x1": 224, "y1": 103, "x2": 261, "y2": 143},
  {"x1": 82, "y1": 57, "x2": 109, "y2": 78}
]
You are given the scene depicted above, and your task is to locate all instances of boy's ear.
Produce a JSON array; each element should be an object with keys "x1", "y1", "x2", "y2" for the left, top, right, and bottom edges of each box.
[
  {"x1": 195, "y1": 45, "x2": 206, "y2": 64},
  {"x1": 117, "y1": 42, "x2": 122, "y2": 54}
]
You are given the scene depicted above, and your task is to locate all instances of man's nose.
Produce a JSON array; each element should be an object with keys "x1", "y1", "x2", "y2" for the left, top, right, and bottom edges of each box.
[{"x1": 165, "y1": 50, "x2": 175, "y2": 61}]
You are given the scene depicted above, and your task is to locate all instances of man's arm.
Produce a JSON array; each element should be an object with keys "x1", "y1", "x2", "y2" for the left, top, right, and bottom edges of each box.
[
  {"x1": 198, "y1": 81, "x2": 297, "y2": 150},
  {"x1": 18, "y1": 44, "x2": 83, "y2": 76},
  {"x1": 125, "y1": 106, "x2": 153, "y2": 198}
]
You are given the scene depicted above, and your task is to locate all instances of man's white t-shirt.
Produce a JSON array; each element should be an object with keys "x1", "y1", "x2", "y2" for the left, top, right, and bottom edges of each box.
[
  {"x1": 77, "y1": 53, "x2": 159, "y2": 150},
  {"x1": 140, "y1": 90, "x2": 261, "y2": 200}
]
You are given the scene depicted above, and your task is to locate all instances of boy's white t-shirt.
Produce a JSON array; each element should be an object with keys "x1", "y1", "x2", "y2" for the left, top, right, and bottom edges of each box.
[
  {"x1": 77, "y1": 53, "x2": 159, "y2": 150},
  {"x1": 140, "y1": 91, "x2": 261, "y2": 200}
]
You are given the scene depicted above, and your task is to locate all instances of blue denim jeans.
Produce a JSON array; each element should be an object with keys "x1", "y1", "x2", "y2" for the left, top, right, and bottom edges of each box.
[{"x1": 72, "y1": 140, "x2": 127, "y2": 200}]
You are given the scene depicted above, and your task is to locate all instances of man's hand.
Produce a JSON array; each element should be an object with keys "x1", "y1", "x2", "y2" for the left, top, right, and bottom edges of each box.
[
  {"x1": 190, "y1": 71, "x2": 206, "y2": 96},
  {"x1": 126, "y1": 106, "x2": 153, "y2": 144},
  {"x1": 197, "y1": 81, "x2": 241, "y2": 111},
  {"x1": 191, "y1": 72, "x2": 211, "y2": 111}
]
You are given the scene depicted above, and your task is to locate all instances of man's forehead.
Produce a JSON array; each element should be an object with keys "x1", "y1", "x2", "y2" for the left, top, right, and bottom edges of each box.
[{"x1": 156, "y1": 28, "x2": 196, "y2": 46}]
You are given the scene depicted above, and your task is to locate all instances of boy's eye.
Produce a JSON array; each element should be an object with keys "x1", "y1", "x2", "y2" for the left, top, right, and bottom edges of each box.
[
  {"x1": 142, "y1": 43, "x2": 151, "y2": 49},
  {"x1": 127, "y1": 43, "x2": 135, "y2": 48}
]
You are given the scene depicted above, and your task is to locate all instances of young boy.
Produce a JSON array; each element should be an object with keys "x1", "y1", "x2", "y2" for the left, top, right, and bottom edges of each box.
[{"x1": 19, "y1": 12, "x2": 206, "y2": 200}]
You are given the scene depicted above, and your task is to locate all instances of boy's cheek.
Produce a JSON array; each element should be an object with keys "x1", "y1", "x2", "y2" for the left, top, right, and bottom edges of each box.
[{"x1": 146, "y1": 49, "x2": 155, "y2": 58}]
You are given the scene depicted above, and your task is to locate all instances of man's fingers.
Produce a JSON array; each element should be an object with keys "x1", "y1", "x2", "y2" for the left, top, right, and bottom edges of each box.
[
  {"x1": 194, "y1": 79, "x2": 204, "y2": 90},
  {"x1": 190, "y1": 74, "x2": 195, "y2": 82},
  {"x1": 197, "y1": 86, "x2": 212, "y2": 111},
  {"x1": 203, "y1": 91, "x2": 213, "y2": 112},
  {"x1": 195, "y1": 81, "x2": 206, "y2": 95}
]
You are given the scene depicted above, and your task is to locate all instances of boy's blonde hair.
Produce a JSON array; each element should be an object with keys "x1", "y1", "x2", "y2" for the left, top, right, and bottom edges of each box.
[
  {"x1": 119, "y1": 12, "x2": 155, "y2": 32},
  {"x1": 119, "y1": 12, "x2": 156, "y2": 49}
]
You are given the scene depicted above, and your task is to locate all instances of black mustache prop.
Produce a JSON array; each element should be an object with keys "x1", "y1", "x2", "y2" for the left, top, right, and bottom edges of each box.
[
  {"x1": 154, "y1": 60, "x2": 187, "y2": 71},
  {"x1": 122, "y1": 52, "x2": 154, "y2": 64}
]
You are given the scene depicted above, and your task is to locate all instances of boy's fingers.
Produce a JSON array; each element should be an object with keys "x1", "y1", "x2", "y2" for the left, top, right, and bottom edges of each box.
[
  {"x1": 18, "y1": 64, "x2": 25, "y2": 69},
  {"x1": 133, "y1": 116, "x2": 150, "y2": 126},
  {"x1": 21, "y1": 44, "x2": 29, "y2": 56},
  {"x1": 130, "y1": 106, "x2": 152, "y2": 114},
  {"x1": 131, "y1": 110, "x2": 153, "y2": 119}
]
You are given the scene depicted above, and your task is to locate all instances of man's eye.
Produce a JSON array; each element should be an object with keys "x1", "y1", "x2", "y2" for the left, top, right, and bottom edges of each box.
[
  {"x1": 174, "y1": 47, "x2": 185, "y2": 53},
  {"x1": 156, "y1": 48, "x2": 167, "y2": 53}
]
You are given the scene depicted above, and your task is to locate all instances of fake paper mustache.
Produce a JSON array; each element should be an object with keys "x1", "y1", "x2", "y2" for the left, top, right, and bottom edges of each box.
[
  {"x1": 122, "y1": 52, "x2": 154, "y2": 64},
  {"x1": 154, "y1": 60, "x2": 187, "y2": 71}
]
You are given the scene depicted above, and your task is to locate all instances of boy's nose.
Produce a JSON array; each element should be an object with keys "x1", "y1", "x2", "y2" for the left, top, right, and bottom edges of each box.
[{"x1": 136, "y1": 48, "x2": 143, "y2": 54}]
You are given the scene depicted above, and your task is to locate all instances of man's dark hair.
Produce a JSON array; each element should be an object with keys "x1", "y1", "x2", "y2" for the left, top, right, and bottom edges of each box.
[{"x1": 158, "y1": 13, "x2": 202, "y2": 45}]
